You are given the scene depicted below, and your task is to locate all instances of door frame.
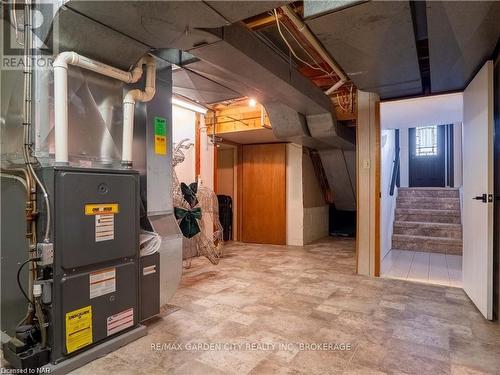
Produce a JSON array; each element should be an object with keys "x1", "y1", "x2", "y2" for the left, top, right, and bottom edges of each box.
[
  {"x1": 213, "y1": 141, "x2": 240, "y2": 241},
  {"x1": 493, "y1": 48, "x2": 500, "y2": 320},
  {"x1": 408, "y1": 125, "x2": 447, "y2": 187},
  {"x1": 356, "y1": 90, "x2": 381, "y2": 277}
]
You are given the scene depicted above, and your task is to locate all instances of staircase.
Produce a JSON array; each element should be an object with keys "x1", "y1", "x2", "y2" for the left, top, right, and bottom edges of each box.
[{"x1": 392, "y1": 188, "x2": 462, "y2": 255}]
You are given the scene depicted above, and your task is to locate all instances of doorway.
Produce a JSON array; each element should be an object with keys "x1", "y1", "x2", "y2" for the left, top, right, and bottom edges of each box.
[
  {"x1": 380, "y1": 103, "x2": 464, "y2": 288},
  {"x1": 409, "y1": 125, "x2": 446, "y2": 187},
  {"x1": 216, "y1": 144, "x2": 237, "y2": 241}
]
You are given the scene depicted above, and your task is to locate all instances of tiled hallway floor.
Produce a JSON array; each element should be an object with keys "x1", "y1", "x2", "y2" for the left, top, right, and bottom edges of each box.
[
  {"x1": 382, "y1": 250, "x2": 462, "y2": 287},
  {"x1": 72, "y1": 238, "x2": 500, "y2": 375}
]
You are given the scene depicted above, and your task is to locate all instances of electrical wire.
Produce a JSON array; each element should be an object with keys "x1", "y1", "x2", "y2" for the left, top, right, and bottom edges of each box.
[
  {"x1": 278, "y1": 17, "x2": 333, "y2": 78},
  {"x1": 273, "y1": 9, "x2": 335, "y2": 79},
  {"x1": 27, "y1": 164, "x2": 50, "y2": 242},
  {"x1": 273, "y1": 9, "x2": 349, "y2": 96},
  {"x1": 0, "y1": 172, "x2": 28, "y2": 191},
  {"x1": 139, "y1": 230, "x2": 161, "y2": 257},
  {"x1": 10, "y1": 0, "x2": 25, "y2": 46},
  {"x1": 336, "y1": 84, "x2": 354, "y2": 112},
  {"x1": 22, "y1": 0, "x2": 51, "y2": 243}
]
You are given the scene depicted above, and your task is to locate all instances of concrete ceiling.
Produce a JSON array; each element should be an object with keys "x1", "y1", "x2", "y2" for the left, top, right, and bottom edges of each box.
[
  {"x1": 57, "y1": 1, "x2": 289, "y2": 68},
  {"x1": 304, "y1": 0, "x2": 500, "y2": 99},
  {"x1": 204, "y1": 1, "x2": 289, "y2": 23},
  {"x1": 172, "y1": 68, "x2": 241, "y2": 104},
  {"x1": 306, "y1": 1, "x2": 422, "y2": 99},
  {"x1": 49, "y1": 1, "x2": 500, "y2": 104},
  {"x1": 64, "y1": 1, "x2": 225, "y2": 52},
  {"x1": 427, "y1": 1, "x2": 500, "y2": 93}
]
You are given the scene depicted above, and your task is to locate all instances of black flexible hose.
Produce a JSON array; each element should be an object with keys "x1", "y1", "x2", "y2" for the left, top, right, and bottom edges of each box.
[{"x1": 16, "y1": 258, "x2": 40, "y2": 305}]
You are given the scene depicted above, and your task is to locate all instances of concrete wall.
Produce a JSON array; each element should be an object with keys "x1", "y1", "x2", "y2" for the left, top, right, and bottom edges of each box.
[
  {"x1": 380, "y1": 129, "x2": 397, "y2": 259},
  {"x1": 303, "y1": 150, "x2": 329, "y2": 244},
  {"x1": 286, "y1": 143, "x2": 304, "y2": 246},
  {"x1": 172, "y1": 106, "x2": 196, "y2": 184},
  {"x1": 286, "y1": 143, "x2": 329, "y2": 246}
]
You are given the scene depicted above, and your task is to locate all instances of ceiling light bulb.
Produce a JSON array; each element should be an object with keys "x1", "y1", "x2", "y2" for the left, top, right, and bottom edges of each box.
[{"x1": 249, "y1": 98, "x2": 257, "y2": 107}]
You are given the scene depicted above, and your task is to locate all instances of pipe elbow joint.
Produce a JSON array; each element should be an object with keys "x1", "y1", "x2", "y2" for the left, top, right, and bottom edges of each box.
[
  {"x1": 53, "y1": 51, "x2": 78, "y2": 69},
  {"x1": 129, "y1": 65, "x2": 143, "y2": 83},
  {"x1": 144, "y1": 54, "x2": 156, "y2": 66},
  {"x1": 128, "y1": 54, "x2": 154, "y2": 83},
  {"x1": 142, "y1": 87, "x2": 156, "y2": 102},
  {"x1": 124, "y1": 90, "x2": 139, "y2": 105}
]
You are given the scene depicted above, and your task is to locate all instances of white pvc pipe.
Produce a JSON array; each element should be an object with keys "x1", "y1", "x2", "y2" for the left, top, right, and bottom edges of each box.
[
  {"x1": 122, "y1": 55, "x2": 156, "y2": 166},
  {"x1": 54, "y1": 51, "x2": 143, "y2": 84},
  {"x1": 53, "y1": 51, "x2": 150, "y2": 164},
  {"x1": 53, "y1": 64, "x2": 69, "y2": 164},
  {"x1": 325, "y1": 79, "x2": 346, "y2": 95},
  {"x1": 122, "y1": 102, "x2": 136, "y2": 165},
  {"x1": 280, "y1": 5, "x2": 347, "y2": 92}
]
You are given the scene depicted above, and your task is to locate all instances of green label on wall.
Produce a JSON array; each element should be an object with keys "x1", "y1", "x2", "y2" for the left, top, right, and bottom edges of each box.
[
  {"x1": 154, "y1": 117, "x2": 167, "y2": 136},
  {"x1": 154, "y1": 117, "x2": 167, "y2": 155}
]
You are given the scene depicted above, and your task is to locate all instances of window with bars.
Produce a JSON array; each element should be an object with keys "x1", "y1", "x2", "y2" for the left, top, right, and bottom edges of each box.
[{"x1": 415, "y1": 126, "x2": 438, "y2": 156}]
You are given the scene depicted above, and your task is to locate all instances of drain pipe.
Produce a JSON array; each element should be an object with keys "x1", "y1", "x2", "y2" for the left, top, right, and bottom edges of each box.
[
  {"x1": 122, "y1": 55, "x2": 156, "y2": 167},
  {"x1": 280, "y1": 5, "x2": 348, "y2": 94},
  {"x1": 53, "y1": 52, "x2": 149, "y2": 164}
]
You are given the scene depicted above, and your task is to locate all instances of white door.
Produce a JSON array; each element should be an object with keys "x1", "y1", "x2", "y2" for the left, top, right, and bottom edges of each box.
[{"x1": 462, "y1": 61, "x2": 494, "y2": 320}]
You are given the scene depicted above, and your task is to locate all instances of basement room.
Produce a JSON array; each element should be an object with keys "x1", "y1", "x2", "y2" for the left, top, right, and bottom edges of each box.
[{"x1": 1, "y1": 1, "x2": 500, "y2": 374}]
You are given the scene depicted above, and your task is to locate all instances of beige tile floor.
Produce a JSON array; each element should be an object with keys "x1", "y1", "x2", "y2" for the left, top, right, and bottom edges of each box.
[
  {"x1": 382, "y1": 250, "x2": 462, "y2": 287},
  {"x1": 66, "y1": 237, "x2": 500, "y2": 374}
]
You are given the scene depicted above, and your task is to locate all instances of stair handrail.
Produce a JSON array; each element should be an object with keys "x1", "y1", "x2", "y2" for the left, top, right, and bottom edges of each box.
[{"x1": 389, "y1": 146, "x2": 400, "y2": 196}]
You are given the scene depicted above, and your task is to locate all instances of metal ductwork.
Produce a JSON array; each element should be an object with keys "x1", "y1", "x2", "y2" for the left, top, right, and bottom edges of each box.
[
  {"x1": 318, "y1": 149, "x2": 356, "y2": 211},
  {"x1": 184, "y1": 23, "x2": 357, "y2": 209},
  {"x1": 43, "y1": 2, "x2": 354, "y2": 148},
  {"x1": 41, "y1": 2, "x2": 357, "y2": 209},
  {"x1": 184, "y1": 23, "x2": 355, "y2": 146}
]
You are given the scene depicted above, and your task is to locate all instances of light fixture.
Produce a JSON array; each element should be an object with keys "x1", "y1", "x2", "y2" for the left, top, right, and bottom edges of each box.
[
  {"x1": 249, "y1": 98, "x2": 257, "y2": 107},
  {"x1": 172, "y1": 97, "x2": 208, "y2": 114}
]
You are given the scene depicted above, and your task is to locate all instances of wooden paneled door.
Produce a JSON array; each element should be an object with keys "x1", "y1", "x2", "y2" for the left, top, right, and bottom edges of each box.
[{"x1": 241, "y1": 144, "x2": 286, "y2": 245}]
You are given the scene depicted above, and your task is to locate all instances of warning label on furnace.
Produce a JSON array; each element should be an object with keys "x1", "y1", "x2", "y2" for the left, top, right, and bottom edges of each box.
[
  {"x1": 85, "y1": 203, "x2": 119, "y2": 216},
  {"x1": 107, "y1": 308, "x2": 134, "y2": 336},
  {"x1": 65, "y1": 306, "x2": 93, "y2": 354},
  {"x1": 95, "y1": 214, "x2": 114, "y2": 242},
  {"x1": 90, "y1": 268, "x2": 116, "y2": 299}
]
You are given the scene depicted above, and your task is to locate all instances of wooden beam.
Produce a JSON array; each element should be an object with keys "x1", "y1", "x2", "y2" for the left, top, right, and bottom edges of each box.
[
  {"x1": 245, "y1": 14, "x2": 276, "y2": 30},
  {"x1": 356, "y1": 90, "x2": 380, "y2": 277}
]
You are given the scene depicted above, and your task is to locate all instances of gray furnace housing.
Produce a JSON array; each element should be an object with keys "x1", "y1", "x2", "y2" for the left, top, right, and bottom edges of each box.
[{"x1": 41, "y1": 166, "x2": 140, "y2": 364}]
